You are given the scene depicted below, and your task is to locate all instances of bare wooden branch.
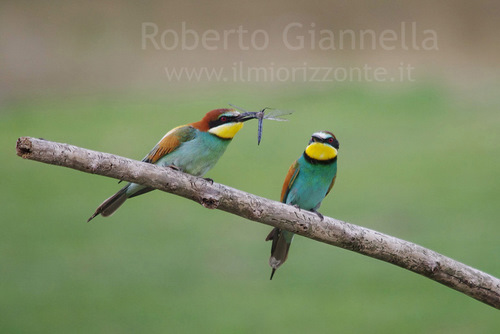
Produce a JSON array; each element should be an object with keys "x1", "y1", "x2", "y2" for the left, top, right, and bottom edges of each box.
[{"x1": 16, "y1": 136, "x2": 500, "y2": 309}]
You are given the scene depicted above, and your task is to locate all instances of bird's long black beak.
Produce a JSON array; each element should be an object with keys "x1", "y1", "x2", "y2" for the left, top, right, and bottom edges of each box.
[{"x1": 236, "y1": 111, "x2": 259, "y2": 122}]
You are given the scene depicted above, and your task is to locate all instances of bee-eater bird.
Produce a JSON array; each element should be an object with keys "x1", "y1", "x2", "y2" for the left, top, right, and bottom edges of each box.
[
  {"x1": 266, "y1": 131, "x2": 339, "y2": 279},
  {"x1": 87, "y1": 108, "x2": 257, "y2": 222}
]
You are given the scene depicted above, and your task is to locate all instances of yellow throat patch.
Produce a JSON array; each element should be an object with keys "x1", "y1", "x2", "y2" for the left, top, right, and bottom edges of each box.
[
  {"x1": 305, "y1": 142, "x2": 337, "y2": 161},
  {"x1": 209, "y1": 122, "x2": 244, "y2": 139}
]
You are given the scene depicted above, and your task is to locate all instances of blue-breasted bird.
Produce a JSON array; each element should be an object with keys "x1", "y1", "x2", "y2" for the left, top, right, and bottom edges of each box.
[
  {"x1": 266, "y1": 131, "x2": 339, "y2": 279},
  {"x1": 87, "y1": 108, "x2": 257, "y2": 222}
]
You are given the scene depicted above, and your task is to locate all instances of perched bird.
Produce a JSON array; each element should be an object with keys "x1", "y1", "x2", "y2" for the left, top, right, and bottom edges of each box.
[
  {"x1": 88, "y1": 108, "x2": 257, "y2": 222},
  {"x1": 266, "y1": 131, "x2": 339, "y2": 279}
]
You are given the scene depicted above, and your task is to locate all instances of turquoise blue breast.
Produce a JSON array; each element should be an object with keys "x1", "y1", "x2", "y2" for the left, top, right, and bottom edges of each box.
[
  {"x1": 284, "y1": 155, "x2": 337, "y2": 210},
  {"x1": 155, "y1": 131, "x2": 231, "y2": 176}
]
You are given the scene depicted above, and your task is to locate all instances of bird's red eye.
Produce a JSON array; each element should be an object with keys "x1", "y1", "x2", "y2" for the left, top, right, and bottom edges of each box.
[
  {"x1": 220, "y1": 116, "x2": 227, "y2": 122},
  {"x1": 328, "y1": 137, "x2": 334, "y2": 143}
]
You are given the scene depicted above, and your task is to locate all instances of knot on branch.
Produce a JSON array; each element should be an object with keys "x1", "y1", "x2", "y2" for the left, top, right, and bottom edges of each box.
[
  {"x1": 430, "y1": 261, "x2": 441, "y2": 274},
  {"x1": 297, "y1": 221, "x2": 310, "y2": 233},
  {"x1": 200, "y1": 196, "x2": 219, "y2": 209}
]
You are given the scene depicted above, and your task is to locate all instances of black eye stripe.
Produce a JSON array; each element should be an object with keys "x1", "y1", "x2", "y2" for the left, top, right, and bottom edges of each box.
[
  {"x1": 209, "y1": 115, "x2": 236, "y2": 129},
  {"x1": 316, "y1": 137, "x2": 339, "y2": 149},
  {"x1": 220, "y1": 115, "x2": 236, "y2": 122}
]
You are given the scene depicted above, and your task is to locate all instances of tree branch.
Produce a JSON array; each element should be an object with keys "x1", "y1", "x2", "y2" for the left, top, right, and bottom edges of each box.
[{"x1": 16, "y1": 136, "x2": 500, "y2": 309}]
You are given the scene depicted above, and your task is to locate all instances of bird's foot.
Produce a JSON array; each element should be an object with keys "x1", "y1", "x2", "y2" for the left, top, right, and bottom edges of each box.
[
  {"x1": 203, "y1": 177, "x2": 214, "y2": 185},
  {"x1": 310, "y1": 209, "x2": 324, "y2": 221},
  {"x1": 292, "y1": 204, "x2": 301, "y2": 211}
]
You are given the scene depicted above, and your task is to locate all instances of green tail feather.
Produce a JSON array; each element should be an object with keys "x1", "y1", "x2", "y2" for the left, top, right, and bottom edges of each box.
[
  {"x1": 266, "y1": 227, "x2": 293, "y2": 280},
  {"x1": 87, "y1": 186, "x2": 128, "y2": 222}
]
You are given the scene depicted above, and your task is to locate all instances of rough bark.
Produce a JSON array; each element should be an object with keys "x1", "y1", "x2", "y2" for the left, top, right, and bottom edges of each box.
[{"x1": 16, "y1": 136, "x2": 500, "y2": 309}]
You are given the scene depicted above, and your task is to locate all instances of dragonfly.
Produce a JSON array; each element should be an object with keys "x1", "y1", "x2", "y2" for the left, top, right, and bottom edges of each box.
[{"x1": 229, "y1": 104, "x2": 294, "y2": 145}]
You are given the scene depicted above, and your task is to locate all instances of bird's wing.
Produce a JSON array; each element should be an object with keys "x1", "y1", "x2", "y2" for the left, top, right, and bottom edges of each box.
[
  {"x1": 325, "y1": 176, "x2": 336, "y2": 197},
  {"x1": 280, "y1": 160, "x2": 300, "y2": 203},
  {"x1": 142, "y1": 125, "x2": 196, "y2": 164}
]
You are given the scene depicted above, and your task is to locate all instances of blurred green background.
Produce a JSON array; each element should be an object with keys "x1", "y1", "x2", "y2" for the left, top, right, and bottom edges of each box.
[{"x1": 2, "y1": 1, "x2": 499, "y2": 333}]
